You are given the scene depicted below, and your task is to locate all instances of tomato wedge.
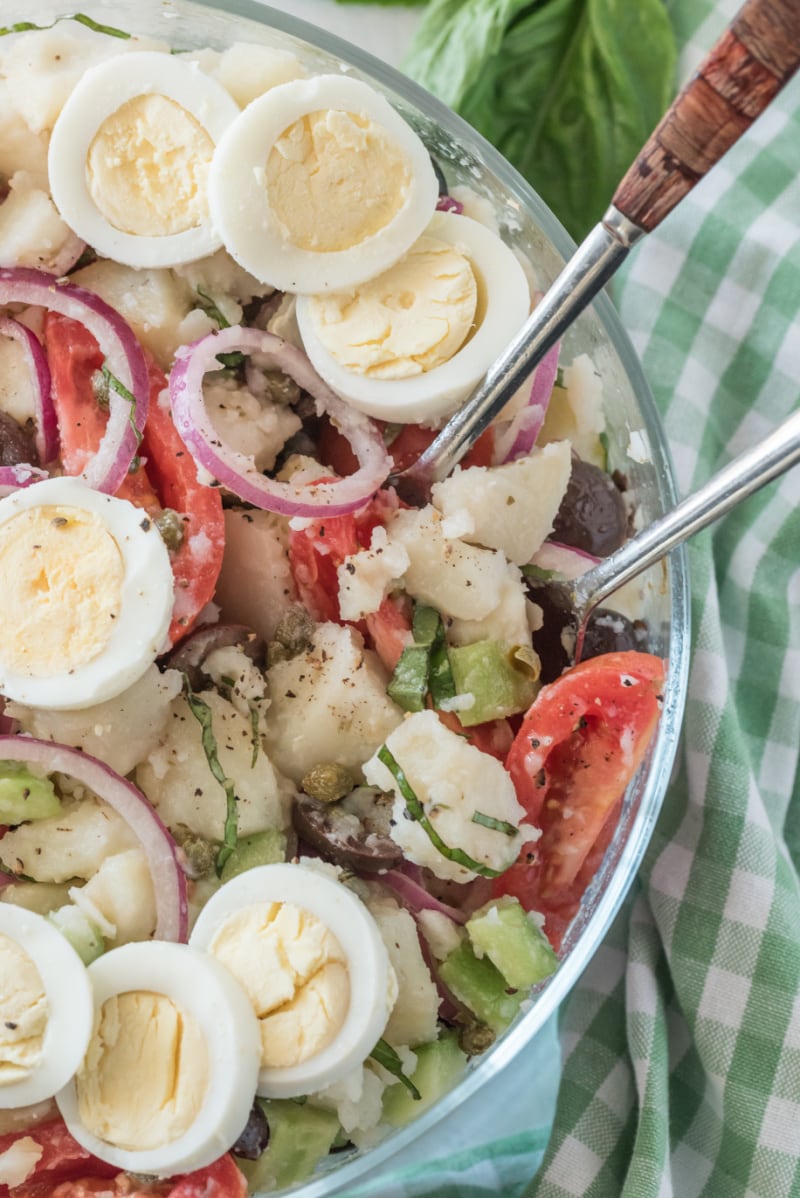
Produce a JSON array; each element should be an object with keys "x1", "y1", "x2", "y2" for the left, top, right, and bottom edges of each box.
[
  {"x1": 0, "y1": 1120, "x2": 246, "y2": 1198},
  {"x1": 494, "y1": 650, "x2": 665, "y2": 949},
  {"x1": 44, "y1": 314, "x2": 225, "y2": 647}
]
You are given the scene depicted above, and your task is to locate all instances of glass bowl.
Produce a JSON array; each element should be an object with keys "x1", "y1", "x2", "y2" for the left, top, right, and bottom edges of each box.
[{"x1": 20, "y1": 0, "x2": 691, "y2": 1191}]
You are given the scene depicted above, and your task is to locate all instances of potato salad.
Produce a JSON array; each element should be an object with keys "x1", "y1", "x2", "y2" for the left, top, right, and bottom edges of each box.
[{"x1": 0, "y1": 13, "x2": 665, "y2": 1198}]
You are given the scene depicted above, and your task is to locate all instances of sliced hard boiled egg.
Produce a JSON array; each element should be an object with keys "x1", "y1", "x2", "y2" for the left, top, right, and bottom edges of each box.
[
  {"x1": 208, "y1": 74, "x2": 439, "y2": 293},
  {"x1": 189, "y1": 862, "x2": 397, "y2": 1099},
  {"x1": 0, "y1": 477, "x2": 173, "y2": 711},
  {"x1": 55, "y1": 940, "x2": 261, "y2": 1177},
  {"x1": 295, "y1": 211, "x2": 532, "y2": 424},
  {"x1": 0, "y1": 904, "x2": 93, "y2": 1109},
  {"x1": 48, "y1": 52, "x2": 240, "y2": 269}
]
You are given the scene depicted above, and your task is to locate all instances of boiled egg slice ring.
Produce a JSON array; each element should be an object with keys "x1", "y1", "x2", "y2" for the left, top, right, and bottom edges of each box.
[
  {"x1": 0, "y1": 476, "x2": 173, "y2": 711},
  {"x1": 0, "y1": 906, "x2": 94, "y2": 1109},
  {"x1": 48, "y1": 51, "x2": 240, "y2": 269},
  {"x1": 189, "y1": 863, "x2": 397, "y2": 1099},
  {"x1": 295, "y1": 211, "x2": 532, "y2": 424},
  {"x1": 208, "y1": 74, "x2": 439, "y2": 293},
  {"x1": 55, "y1": 941, "x2": 261, "y2": 1177}
]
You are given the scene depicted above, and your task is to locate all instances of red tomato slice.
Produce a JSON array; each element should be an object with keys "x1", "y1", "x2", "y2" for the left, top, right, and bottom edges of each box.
[
  {"x1": 494, "y1": 650, "x2": 665, "y2": 949},
  {"x1": 138, "y1": 360, "x2": 225, "y2": 647},
  {"x1": 1, "y1": 1118, "x2": 246, "y2": 1198},
  {"x1": 44, "y1": 311, "x2": 160, "y2": 510},
  {"x1": 44, "y1": 314, "x2": 225, "y2": 648}
]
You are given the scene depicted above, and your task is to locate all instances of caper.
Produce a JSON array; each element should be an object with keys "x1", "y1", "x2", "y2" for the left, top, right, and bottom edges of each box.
[
  {"x1": 271, "y1": 605, "x2": 314, "y2": 659},
  {"x1": 172, "y1": 825, "x2": 218, "y2": 879},
  {"x1": 154, "y1": 508, "x2": 186, "y2": 553},
  {"x1": 260, "y1": 369, "x2": 300, "y2": 406},
  {"x1": 301, "y1": 763, "x2": 355, "y2": 804},
  {"x1": 457, "y1": 1021, "x2": 496, "y2": 1056}
]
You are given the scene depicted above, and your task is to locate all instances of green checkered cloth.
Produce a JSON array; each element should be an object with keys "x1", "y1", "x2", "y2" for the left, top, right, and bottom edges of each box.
[
  {"x1": 525, "y1": 2, "x2": 800, "y2": 1195},
  {"x1": 343, "y1": 1, "x2": 800, "y2": 1195}
]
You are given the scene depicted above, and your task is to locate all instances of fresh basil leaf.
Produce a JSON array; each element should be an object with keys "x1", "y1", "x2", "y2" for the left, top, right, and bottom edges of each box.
[
  {"x1": 183, "y1": 676, "x2": 239, "y2": 874},
  {"x1": 369, "y1": 1039, "x2": 422, "y2": 1099},
  {"x1": 377, "y1": 744, "x2": 501, "y2": 878},
  {"x1": 404, "y1": 0, "x2": 676, "y2": 242},
  {"x1": 100, "y1": 365, "x2": 143, "y2": 447},
  {"x1": 472, "y1": 810, "x2": 519, "y2": 836},
  {"x1": 0, "y1": 13, "x2": 131, "y2": 37}
]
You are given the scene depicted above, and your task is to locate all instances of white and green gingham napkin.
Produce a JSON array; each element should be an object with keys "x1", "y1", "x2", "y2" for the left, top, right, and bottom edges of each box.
[{"x1": 325, "y1": 0, "x2": 800, "y2": 1194}]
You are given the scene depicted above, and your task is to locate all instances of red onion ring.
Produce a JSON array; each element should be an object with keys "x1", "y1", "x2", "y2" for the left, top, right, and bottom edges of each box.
[
  {"x1": 531, "y1": 540, "x2": 600, "y2": 579},
  {"x1": 0, "y1": 464, "x2": 49, "y2": 497},
  {"x1": 495, "y1": 341, "x2": 561, "y2": 464},
  {"x1": 380, "y1": 869, "x2": 467, "y2": 925},
  {"x1": 0, "y1": 316, "x2": 57, "y2": 464},
  {"x1": 0, "y1": 267, "x2": 150, "y2": 494},
  {"x1": 0, "y1": 735, "x2": 187, "y2": 943},
  {"x1": 169, "y1": 326, "x2": 391, "y2": 517}
]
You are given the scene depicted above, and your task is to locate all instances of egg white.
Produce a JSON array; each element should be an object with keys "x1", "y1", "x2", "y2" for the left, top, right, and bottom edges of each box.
[
  {"x1": 55, "y1": 940, "x2": 261, "y2": 1177},
  {"x1": 48, "y1": 51, "x2": 240, "y2": 269},
  {"x1": 296, "y1": 211, "x2": 532, "y2": 424},
  {"x1": 190, "y1": 863, "x2": 396, "y2": 1099},
  {"x1": 0, "y1": 477, "x2": 174, "y2": 711},
  {"x1": 0, "y1": 905, "x2": 94, "y2": 1109},
  {"x1": 208, "y1": 74, "x2": 439, "y2": 293}
]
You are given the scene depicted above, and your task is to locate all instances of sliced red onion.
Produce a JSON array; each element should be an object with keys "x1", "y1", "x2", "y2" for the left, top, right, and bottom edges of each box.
[
  {"x1": 495, "y1": 341, "x2": 561, "y2": 464},
  {"x1": 169, "y1": 326, "x2": 391, "y2": 517},
  {"x1": 0, "y1": 267, "x2": 149, "y2": 494},
  {"x1": 0, "y1": 464, "x2": 49, "y2": 497},
  {"x1": 0, "y1": 735, "x2": 187, "y2": 943},
  {"x1": 531, "y1": 540, "x2": 600, "y2": 580},
  {"x1": 0, "y1": 871, "x2": 17, "y2": 890},
  {"x1": 380, "y1": 869, "x2": 467, "y2": 925},
  {"x1": 0, "y1": 316, "x2": 57, "y2": 464},
  {"x1": 436, "y1": 195, "x2": 464, "y2": 214}
]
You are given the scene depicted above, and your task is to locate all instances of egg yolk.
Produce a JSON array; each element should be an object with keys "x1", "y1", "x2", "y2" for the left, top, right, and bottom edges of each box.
[
  {"x1": 77, "y1": 991, "x2": 207, "y2": 1151},
  {"x1": 266, "y1": 108, "x2": 410, "y2": 253},
  {"x1": 86, "y1": 94, "x2": 214, "y2": 237},
  {"x1": 307, "y1": 234, "x2": 478, "y2": 379},
  {"x1": 0, "y1": 504, "x2": 124, "y2": 678},
  {"x1": 0, "y1": 934, "x2": 48, "y2": 1085},
  {"x1": 208, "y1": 902, "x2": 350, "y2": 1069}
]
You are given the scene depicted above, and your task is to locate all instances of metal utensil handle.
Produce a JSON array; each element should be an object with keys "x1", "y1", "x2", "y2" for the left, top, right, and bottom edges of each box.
[
  {"x1": 573, "y1": 405, "x2": 800, "y2": 616},
  {"x1": 614, "y1": 0, "x2": 800, "y2": 231}
]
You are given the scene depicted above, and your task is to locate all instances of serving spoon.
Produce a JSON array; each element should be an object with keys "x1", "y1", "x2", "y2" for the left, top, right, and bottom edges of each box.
[{"x1": 390, "y1": 0, "x2": 800, "y2": 506}]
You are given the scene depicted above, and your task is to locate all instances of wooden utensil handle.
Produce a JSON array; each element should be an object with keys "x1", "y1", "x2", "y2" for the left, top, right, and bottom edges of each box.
[{"x1": 613, "y1": 0, "x2": 800, "y2": 232}]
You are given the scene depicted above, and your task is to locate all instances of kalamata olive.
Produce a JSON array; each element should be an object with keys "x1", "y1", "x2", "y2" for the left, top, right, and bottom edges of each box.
[
  {"x1": 526, "y1": 574, "x2": 650, "y2": 682},
  {"x1": 292, "y1": 791, "x2": 403, "y2": 873},
  {"x1": 551, "y1": 457, "x2": 627, "y2": 557},
  {"x1": 0, "y1": 411, "x2": 38, "y2": 468},
  {"x1": 232, "y1": 1102, "x2": 270, "y2": 1161},
  {"x1": 164, "y1": 623, "x2": 266, "y2": 689}
]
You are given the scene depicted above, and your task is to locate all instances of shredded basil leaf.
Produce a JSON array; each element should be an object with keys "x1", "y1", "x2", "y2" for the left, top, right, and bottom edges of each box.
[
  {"x1": 183, "y1": 676, "x2": 239, "y2": 875},
  {"x1": 0, "y1": 13, "x2": 131, "y2": 37},
  {"x1": 387, "y1": 604, "x2": 455, "y2": 712},
  {"x1": 369, "y1": 1039, "x2": 421, "y2": 1100},
  {"x1": 472, "y1": 810, "x2": 519, "y2": 837},
  {"x1": 520, "y1": 564, "x2": 557, "y2": 582},
  {"x1": 100, "y1": 365, "x2": 143, "y2": 448},
  {"x1": 196, "y1": 287, "x2": 231, "y2": 329},
  {"x1": 377, "y1": 744, "x2": 501, "y2": 878},
  {"x1": 249, "y1": 704, "x2": 260, "y2": 769}
]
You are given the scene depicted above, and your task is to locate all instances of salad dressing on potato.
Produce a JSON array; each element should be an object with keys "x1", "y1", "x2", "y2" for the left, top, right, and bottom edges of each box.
[{"x1": 0, "y1": 13, "x2": 665, "y2": 1196}]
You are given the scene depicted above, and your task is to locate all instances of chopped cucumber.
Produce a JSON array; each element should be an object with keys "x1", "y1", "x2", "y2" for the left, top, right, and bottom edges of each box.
[
  {"x1": 386, "y1": 644, "x2": 429, "y2": 712},
  {"x1": 0, "y1": 764, "x2": 61, "y2": 823},
  {"x1": 448, "y1": 641, "x2": 538, "y2": 726},
  {"x1": 48, "y1": 905, "x2": 105, "y2": 964},
  {"x1": 438, "y1": 941, "x2": 524, "y2": 1033},
  {"x1": 219, "y1": 828, "x2": 286, "y2": 883},
  {"x1": 381, "y1": 1032, "x2": 467, "y2": 1127},
  {"x1": 238, "y1": 1100, "x2": 339, "y2": 1191},
  {"x1": 467, "y1": 896, "x2": 558, "y2": 989}
]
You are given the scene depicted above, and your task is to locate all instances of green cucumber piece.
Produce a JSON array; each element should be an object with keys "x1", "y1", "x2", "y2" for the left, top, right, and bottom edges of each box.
[
  {"x1": 448, "y1": 641, "x2": 538, "y2": 726},
  {"x1": 48, "y1": 905, "x2": 104, "y2": 964},
  {"x1": 386, "y1": 644, "x2": 429, "y2": 712},
  {"x1": 219, "y1": 828, "x2": 286, "y2": 883},
  {"x1": 238, "y1": 1100, "x2": 339, "y2": 1191},
  {"x1": 438, "y1": 941, "x2": 524, "y2": 1033},
  {"x1": 381, "y1": 1031, "x2": 467, "y2": 1127},
  {"x1": 467, "y1": 896, "x2": 558, "y2": 989},
  {"x1": 0, "y1": 764, "x2": 61, "y2": 823}
]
